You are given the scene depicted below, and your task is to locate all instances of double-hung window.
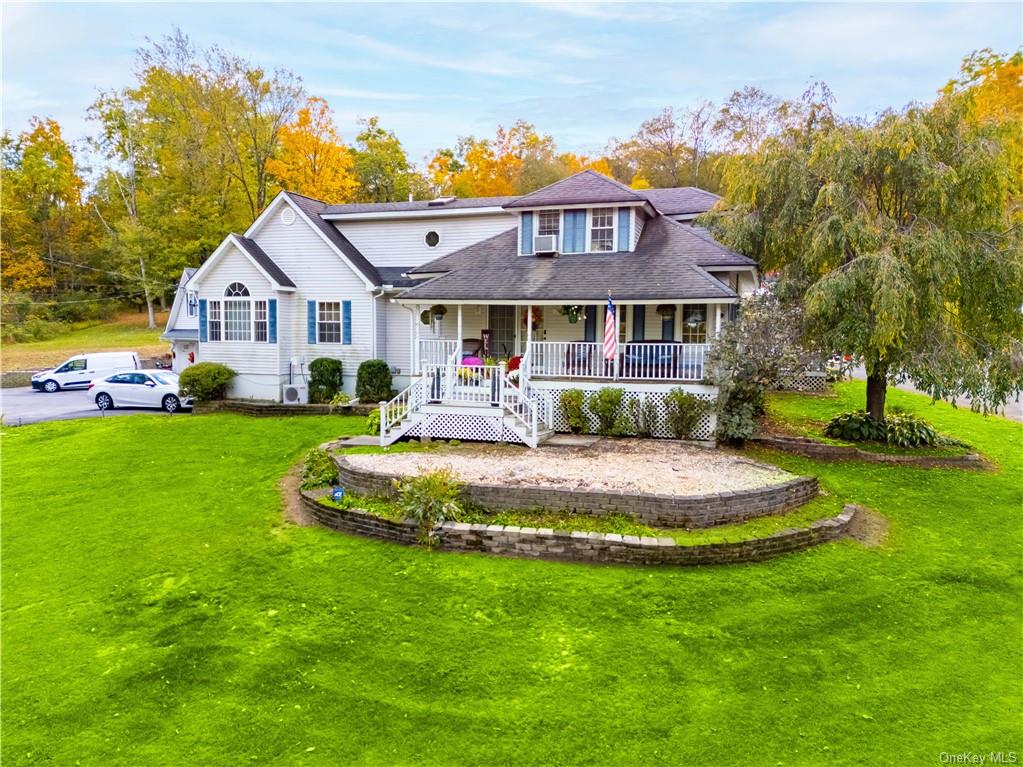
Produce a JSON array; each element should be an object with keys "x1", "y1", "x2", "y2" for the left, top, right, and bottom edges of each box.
[
  {"x1": 208, "y1": 300, "x2": 222, "y2": 341},
  {"x1": 538, "y1": 210, "x2": 560, "y2": 245},
  {"x1": 318, "y1": 302, "x2": 342, "y2": 343},
  {"x1": 223, "y1": 282, "x2": 251, "y2": 341},
  {"x1": 590, "y1": 208, "x2": 614, "y2": 252},
  {"x1": 186, "y1": 291, "x2": 198, "y2": 317},
  {"x1": 254, "y1": 300, "x2": 268, "y2": 342},
  {"x1": 681, "y1": 306, "x2": 707, "y2": 344}
]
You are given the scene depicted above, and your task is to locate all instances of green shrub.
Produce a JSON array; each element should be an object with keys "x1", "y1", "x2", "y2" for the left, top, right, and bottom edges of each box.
[
  {"x1": 301, "y1": 448, "x2": 338, "y2": 489},
  {"x1": 586, "y1": 387, "x2": 625, "y2": 436},
  {"x1": 628, "y1": 396, "x2": 658, "y2": 438},
  {"x1": 664, "y1": 388, "x2": 711, "y2": 440},
  {"x1": 2, "y1": 316, "x2": 69, "y2": 344},
  {"x1": 824, "y1": 410, "x2": 888, "y2": 442},
  {"x1": 559, "y1": 389, "x2": 587, "y2": 433},
  {"x1": 715, "y1": 379, "x2": 765, "y2": 442},
  {"x1": 308, "y1": 357, "x2": 344, "y2": 403},
  {"x1": 393, "y1": 469, "x2": 464, "y2": 544},
  {"x1": 178, "y1": 362, "x2": 236, "y2": 402},
  {"x1": 365, "y1": 408, "x2": 381, "y2": 435},
  {"x1": 884, "y1": 410, "x2": 937, "y2": 447},
  {"x1": 328, "y1": 392, "x2": 352, "y2": 413},
  {"x1": 356, "y1": 359, "x2": 393, "y2": 403}
]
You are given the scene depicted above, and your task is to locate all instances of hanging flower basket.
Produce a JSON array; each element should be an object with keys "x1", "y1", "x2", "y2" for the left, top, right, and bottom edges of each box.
[
  {"x1": 656, "y1": 304, "x2": 676, "y2": 318},
  {"x1": 558, "y1": 305, "x2": 585, "y2": 324},
  {"x1": 430, "y1": 304, "x2": 448, "y2": 318}
]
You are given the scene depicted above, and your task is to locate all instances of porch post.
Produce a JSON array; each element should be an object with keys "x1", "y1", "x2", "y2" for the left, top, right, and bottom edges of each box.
[
  {"x1": 715, "y1": 304, "x2": 723, "y2": 337},
  {"x1": 613, "y1": 302, "x2": 621, "y2": 379},
  {"x1": 514, "y1": 305, "x2": 521, "y2": 355},
  {"x1": 526, "y1": 305, "x2": 533, "y2": 354},
  {"x1": 457, "y1": 304, "x2": 463, "y2": 354},
  {"x1": 413, "y1": 304, "x2": 421, "y2": 373}
]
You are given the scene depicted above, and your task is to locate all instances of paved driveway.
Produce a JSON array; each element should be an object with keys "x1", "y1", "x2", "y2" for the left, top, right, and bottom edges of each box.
[{"x1": 1, "y1": 386, "x2": 186, "y2": 426}]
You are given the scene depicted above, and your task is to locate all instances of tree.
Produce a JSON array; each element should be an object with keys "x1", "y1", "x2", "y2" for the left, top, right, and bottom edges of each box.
[
  {"x1": 266, "y1": 96, "x2": 359, "y2": 201},
  {"x1": 352, "y1": 117, "x2": 427, "y2": 202},
  {"x1": 0, "y1": 119, "x2": 90, "y2": 294},
  {"x1": 704, "y1": 75, "x2": 1023, "y2": 419},
  {"x1": 713, "y1": 86, "x2": 786, "y2": 154}
]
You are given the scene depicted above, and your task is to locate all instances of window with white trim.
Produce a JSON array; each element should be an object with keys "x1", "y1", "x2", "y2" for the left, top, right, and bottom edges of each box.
[
  {"x1": 538, "y1": 210, "x2": 560, "y2": 239},
  {"x1": 590, "y1": 208, "x2": 614, "y2": 252},
  {"x1": 254, "y1": 300, "x2": 268, "y2": 342},
  {"x1": 318, "y1": 301, "x2": 342, "y2": 343},
  {"x1": 681, "y1": 305, "x2": 707, "y2": 344},
  {"x1": 186, "y1": 291, "x2": 198, "y2": 317},
  {"x1": 208, "y1": 300, "x2": 222, "y2": 341},
  {"x1": 223, "y1": 283, "x2": 252, "y2": 341}
]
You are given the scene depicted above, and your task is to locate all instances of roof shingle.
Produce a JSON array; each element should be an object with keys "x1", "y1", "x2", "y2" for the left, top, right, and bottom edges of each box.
[
  {"x1": 503, "y1": 170, "x2": 647, "y2": 209},
  {"x1": 232, "y1": 235, "x2": 297, "y2": 288},
  {"x1": 284, "y1": 191, "x2": 382, "y2": 285}
]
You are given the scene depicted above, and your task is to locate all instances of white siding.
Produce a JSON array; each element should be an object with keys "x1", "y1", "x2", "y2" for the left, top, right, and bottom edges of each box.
[
  {"x1": 633, "y1": 210, "x2": 646, "y2": 250},
  {"x1": 193, "y1": 245, "x2": 280, "y2": 389},
  {"x1": 336, "y1": 213, "x2": 516, "y2": 268},
  {"x1": 253, "y1": 205, "x2": 376, "y2": 392}
]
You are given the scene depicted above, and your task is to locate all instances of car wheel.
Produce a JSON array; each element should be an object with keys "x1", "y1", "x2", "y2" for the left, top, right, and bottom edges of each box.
[
  {"x1": 43, "y1": 379, "x2": 60, "y2": 393},
  {"x1": 162, "y1": 394, "x2": 181, "y2": 413},
  {"x1": 95, "y1": 392, "x2": 114, "y2": 410}
]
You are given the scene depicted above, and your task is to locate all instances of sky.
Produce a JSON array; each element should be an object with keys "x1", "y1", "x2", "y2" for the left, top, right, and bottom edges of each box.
[{"x1": 3, "y1": 1, "x2": 1020, "y2": 166}]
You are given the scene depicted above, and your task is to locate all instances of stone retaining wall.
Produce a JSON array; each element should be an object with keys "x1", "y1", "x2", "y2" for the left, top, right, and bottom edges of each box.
[
  {"x1": 302, "y1": 491, "x2": 860, "y2": 566},
  {"x1": 195, "y1": 399, "x2": 374, "y2": 417},
  {"x1": 334, "y1": 456, "x2": 819, "y2": 529},
  {"x1": 752, "y1": 435, "x2": 986, "y2": 468}
]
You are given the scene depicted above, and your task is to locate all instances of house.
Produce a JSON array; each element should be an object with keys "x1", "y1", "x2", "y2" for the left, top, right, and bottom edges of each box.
[
  {"x1": 163, "y1": 170, "x2": 758, "y2": 445},
  {"x1": 161, "y1": 267, "x2": 198, "y2": 373}
]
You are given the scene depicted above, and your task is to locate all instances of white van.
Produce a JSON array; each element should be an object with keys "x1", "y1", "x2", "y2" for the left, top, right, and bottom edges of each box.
[{"x1": 31, "y1": 352, "x2": 140, "y2": 393}]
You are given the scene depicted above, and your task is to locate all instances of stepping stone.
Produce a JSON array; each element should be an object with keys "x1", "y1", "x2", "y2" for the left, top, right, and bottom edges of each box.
[
  {"x1": 544, "y1": 433, "x2": 602, "y2": 447},
  {"x1": 335, "y1": 435, "x2": 380, "y2": 447}
]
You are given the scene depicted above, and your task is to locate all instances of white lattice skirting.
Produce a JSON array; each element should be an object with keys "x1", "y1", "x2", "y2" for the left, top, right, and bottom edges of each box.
[
  {"x1": 531, "y1": 381, "x2": 718, "y2": 440},
  {"x1": 405, "y1": 412, "x2": 527, "y2": 445}
]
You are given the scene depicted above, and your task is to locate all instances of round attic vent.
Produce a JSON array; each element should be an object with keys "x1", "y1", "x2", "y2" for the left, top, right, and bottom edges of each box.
[{"x1": 281, "y1": 207, "x2": 296, "y2": 226}]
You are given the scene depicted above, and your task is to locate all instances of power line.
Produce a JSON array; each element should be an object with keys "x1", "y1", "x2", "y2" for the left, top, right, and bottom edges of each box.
[{"x1": 39, "y1": 256, "x2": 179, "y2": 290}]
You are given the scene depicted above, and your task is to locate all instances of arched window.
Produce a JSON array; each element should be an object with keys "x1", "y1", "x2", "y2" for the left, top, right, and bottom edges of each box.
[{"x1": 225, "y1": 282, "x2": 250, "y2": 297}]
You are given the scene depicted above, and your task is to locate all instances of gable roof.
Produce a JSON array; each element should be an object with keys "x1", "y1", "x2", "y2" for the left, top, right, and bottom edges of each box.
[
  {"x1": 232, "y1": 235, "x2": 297, "y2": 288},
  {"x1": 399, "y1": 216, "x2": 750, "y2": 303},
  {"x1": 503, "y1": 170, "x2": 648, "y2": 209},
  {"x1": 281, "y1": 191, "x2": 382, "y2": 285},
  {"x1": 640, "y1": 187, "x2": 721, "y2": 217}
]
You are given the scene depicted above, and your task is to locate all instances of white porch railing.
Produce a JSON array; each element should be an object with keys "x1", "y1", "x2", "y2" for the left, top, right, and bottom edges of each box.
[
  {"x1": 419, "y1": 339, "x2": 460, "y2": 367},
  {"x1": 424, "y1": 361, "x2": 505, "y2": 406},
  {"x1": 529, "y1": 341, "x2": 711, "y2": 381},
  {"x1": 380, "y1": 376, "x2": 429, "y2": 446}
]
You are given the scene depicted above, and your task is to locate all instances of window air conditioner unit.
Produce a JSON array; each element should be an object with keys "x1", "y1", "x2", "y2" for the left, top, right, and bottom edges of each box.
[
  {"x1": 533, "y1": 234, "x2": 558, "y2": 255},
  {"x1": 281, "y1": 383, "x2": 309, "y2": 404}
]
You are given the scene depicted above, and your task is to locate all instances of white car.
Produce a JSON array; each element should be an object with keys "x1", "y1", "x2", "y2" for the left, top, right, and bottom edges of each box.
[{"x1": 89, "y1": 370, "x2": 192, "y2": 413}]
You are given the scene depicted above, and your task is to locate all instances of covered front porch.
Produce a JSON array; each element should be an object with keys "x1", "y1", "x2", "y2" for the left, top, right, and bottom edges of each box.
[{"x1": 409, "y1": 300, "x2": 730, "y2": 384}]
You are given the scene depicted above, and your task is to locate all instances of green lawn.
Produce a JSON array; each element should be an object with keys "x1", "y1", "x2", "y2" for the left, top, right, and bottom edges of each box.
[
  {"x1": 2, "y1": 383, "x2": 1021, "y2": 765},
  {"x1": 2, "y1": 311, "x2": 169, "y2": 372}
]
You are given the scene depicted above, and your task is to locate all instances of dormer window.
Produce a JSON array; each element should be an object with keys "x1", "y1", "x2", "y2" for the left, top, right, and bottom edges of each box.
[
  {"x1": 538, "y1": 210, "x2": 560, "y2": 241},
  {"x1": 590, "y1": 208, "x2": 614, "y2": 252}
]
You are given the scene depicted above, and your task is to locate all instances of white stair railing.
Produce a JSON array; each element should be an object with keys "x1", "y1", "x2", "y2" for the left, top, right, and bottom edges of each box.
[
  {"x1": 379, "y1": 376, "x2": 429, "y2": 446},
  {"x1": 501, "y1": 369, "x2": 542, "y2": 447}
]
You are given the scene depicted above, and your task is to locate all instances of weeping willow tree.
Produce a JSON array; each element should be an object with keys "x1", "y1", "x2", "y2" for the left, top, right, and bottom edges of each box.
[{"x1": 703, "y1": 64, "x2": 1023, "y2": 419}]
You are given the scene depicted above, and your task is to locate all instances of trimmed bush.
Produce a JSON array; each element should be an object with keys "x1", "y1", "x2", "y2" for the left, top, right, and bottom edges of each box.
[
  {"x1": 356, "y1": 359, "x2": 392, "y2": 403},
  {"x1": 178, "y1": 362, "x2": 236, "y2": 402},
  {"x1": 559, "y1": 389, "x2": 587, "y2": 433},
  {"x1": 301, "y1": 448, "x2": 338, "y2": 489},
  {"x1": 664, "y1": 388, "x2": 710, "y2": 440},
  {"x1": 586, "y1": 387, "x2": 625, "y2": 437},
  {"x1": 308, "y1": 357, "x2": 344, "y2": 404},
  {"x1": 824, "y1": 410, "x2": 888, "y2": 442}
]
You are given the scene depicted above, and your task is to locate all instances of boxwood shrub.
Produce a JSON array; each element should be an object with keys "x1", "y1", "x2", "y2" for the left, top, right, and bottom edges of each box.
[
  {"x1": 178, "y1": 362, "x2": 236, "y2": 402},
  {"x1": 309, "y1": 357, "x2": 344, "y2": 404},
  {"x1": 356, "y1": 359, "x2": 392, "y2": 403}
]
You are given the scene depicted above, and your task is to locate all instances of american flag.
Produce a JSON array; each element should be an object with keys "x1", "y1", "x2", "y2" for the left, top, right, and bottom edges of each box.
[{"x1": 603, "y1": 294, "x2": 618, "y2": 361}]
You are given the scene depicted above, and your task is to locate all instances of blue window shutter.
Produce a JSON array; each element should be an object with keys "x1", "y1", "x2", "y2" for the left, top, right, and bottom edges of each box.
[
  {"x1": 618, "y1": 208, "x2": 631, "y2": 251},
  {"x1": 198, "y1": 299, "x2": 208, "y2": 343},
  {"x1": 268, "y1": 299, "x2": 277, "y2": 344},
  {"x1": 307, "y1": 300, "x2": 317, "y2": 344},
  {"x1": 633, "y1": 305, "x2": 645, "y2": 341},
  {"x1": 584, "y1": 305, "x2": 596, "y2": 342},
  {"x1": 342, "y1": 300, "x2": 352, "y2": 345},
  {"x1": 521, "y1": 212, "x2": 533, "y2": 255},
  {"x1": 564, "y1": 210, "x2": 585, "y2": 253}
]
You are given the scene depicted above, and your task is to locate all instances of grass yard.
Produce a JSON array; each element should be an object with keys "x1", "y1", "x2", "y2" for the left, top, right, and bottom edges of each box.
[
  {"x1": 2, "y1": 311, "x2": 170, "y2": 372},
  {"x1": 2, "y1": 382, "x2": 1021, "y2": 765}
]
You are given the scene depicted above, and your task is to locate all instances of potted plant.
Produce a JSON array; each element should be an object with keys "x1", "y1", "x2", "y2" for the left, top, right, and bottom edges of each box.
[{"x1": 558, "y1": 305, "x2": 585, "y2": 324}]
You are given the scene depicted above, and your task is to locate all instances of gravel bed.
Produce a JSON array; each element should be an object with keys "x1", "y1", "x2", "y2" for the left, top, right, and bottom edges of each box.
[{"x1": 346, "y1": 439, "x2": 795, "y2": 495}]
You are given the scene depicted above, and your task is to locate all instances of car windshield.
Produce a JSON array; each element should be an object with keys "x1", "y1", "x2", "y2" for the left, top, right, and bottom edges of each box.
[{"x1": 150, "y1": 373, "x2": 178, "y2": 386}]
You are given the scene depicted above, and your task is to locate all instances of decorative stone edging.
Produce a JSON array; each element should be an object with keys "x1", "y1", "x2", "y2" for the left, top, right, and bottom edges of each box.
[
  {"x1": 301, "y1": 490, "x2": 862, "y2": 566},
  {"x1": 334, "y1": 456, "x2": 818, "y2": 529},
  {"x1": 751, "y1": 435, "x2": 987, "y2": 468},
  {"x1": 194, "y1": 399, "x2": 374, "y2": 417}
]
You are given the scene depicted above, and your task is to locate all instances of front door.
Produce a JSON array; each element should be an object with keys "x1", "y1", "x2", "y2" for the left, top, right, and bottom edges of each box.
[{"x1": 487, "y1": 306, "x2": 515, "y2": 358}]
